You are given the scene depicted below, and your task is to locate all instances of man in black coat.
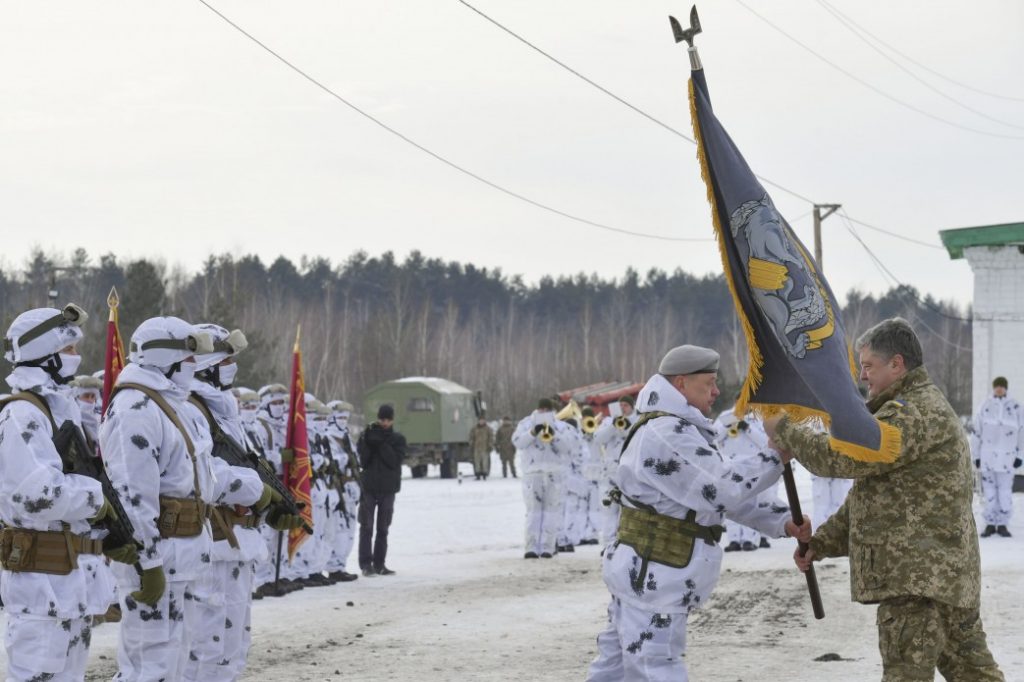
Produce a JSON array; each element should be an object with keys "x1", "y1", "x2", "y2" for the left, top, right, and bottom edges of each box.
[{"x1": 357, "y1": 404, "x2": 406, "y2": 576}]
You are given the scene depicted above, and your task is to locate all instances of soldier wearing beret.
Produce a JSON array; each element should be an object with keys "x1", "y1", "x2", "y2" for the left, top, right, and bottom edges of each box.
[
  {"x1": 587, "y1": 345, "x2": 809, "y2": 681},
  {"x1": 766, "y1": 318, "x2": 1004, "y2": 681}
]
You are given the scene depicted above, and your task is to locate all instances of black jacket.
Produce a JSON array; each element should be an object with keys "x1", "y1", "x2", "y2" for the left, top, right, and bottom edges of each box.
[{"x1": 358, "y1": 423, "x2": 406, "y2": 495}]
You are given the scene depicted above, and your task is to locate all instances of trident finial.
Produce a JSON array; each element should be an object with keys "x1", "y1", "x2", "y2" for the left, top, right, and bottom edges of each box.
[{"x1": 669, "y1": 6, "x2": 703, "y2": 70}]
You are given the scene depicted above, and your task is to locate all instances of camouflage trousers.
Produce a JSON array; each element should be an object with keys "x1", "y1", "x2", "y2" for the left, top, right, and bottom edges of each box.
[
  {"x1": 586, "y1": 596, "x2": 689, "y2": 681},
  {"x1": 5, "y1": 613, "x2": 91, "y2": 681},
  {"x1": 979, "y1": 471, "x2": 1014, "y2": 526},
  {"x1": 877, "y1": 596, "x2": 1003, "y2": 681}
]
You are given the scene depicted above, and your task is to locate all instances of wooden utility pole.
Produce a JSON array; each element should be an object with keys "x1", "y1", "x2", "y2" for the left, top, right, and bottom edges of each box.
[{"x1": 812, "y1": 204, "x2": 842, "y2": 271}]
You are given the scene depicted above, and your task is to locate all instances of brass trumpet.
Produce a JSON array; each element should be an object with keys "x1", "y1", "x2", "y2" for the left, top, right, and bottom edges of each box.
[
  {"x1": 582, "y1": 414, "x2": 601, "y2": 434},
  {"x1": 613, "y1": 415, "x2": 630, "y2": 431},
  {"x1": 537, "y1": 423, "x2": 555, "y2": 443}
]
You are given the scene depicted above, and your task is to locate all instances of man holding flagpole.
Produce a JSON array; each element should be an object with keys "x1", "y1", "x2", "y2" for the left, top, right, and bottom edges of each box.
[
  {"x1": 766, "y1": 319, "x2": 1004, "y2": 680},
  {"x1": 661, "y1": 7, "x2": 1002, "y2": 678}
]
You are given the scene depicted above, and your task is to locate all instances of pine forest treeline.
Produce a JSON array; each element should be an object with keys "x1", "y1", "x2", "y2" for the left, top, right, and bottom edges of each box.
[{"x1": 0, "y1": 248, "x2": 973, "y2": 416}]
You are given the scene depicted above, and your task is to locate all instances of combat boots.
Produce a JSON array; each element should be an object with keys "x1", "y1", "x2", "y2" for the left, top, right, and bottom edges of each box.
[
  {"x1": 996, "y1": 525, "x2": 1012, "y2": 537},
  {"x1": 981, "y1": 525, "x2": 996, "y2": 537}
]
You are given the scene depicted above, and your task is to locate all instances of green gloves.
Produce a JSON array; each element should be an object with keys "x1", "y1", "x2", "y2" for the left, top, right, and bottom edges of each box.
[
  {"x1": 104, "y1": 543, "x2": 139, "y2": 565},
  {"x1": 279, "y1": 447, "x2": 295, "y2": 464},
  {"x1": 90, "y1": 497, "x2": 117, "y2": 524},
  {"x1": 254, "y1": 484, "x2": 283, "y2": 512},
  {"x1": 131, "y1": 566, "x2": 166, "y2": 607},
  {"x1": 265, "y1": 504, "x2": 305, "y2": 531}
]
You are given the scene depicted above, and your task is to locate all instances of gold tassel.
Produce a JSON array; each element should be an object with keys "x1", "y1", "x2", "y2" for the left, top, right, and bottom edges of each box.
[{"x1": 689, "y1": 78, "x2": 763, "y2": 416}]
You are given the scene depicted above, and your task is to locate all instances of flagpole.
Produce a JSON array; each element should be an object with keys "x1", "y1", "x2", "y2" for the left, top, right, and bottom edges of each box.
[{"x1": 782, "y1": 463, "x2": 825, "y2": 619}]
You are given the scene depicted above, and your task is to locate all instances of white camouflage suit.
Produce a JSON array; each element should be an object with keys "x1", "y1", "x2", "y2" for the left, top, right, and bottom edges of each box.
[
  {"x1": 557, "y1": 425, "x2": 590, "y2": 549},
  {"x1": 101, "y1": 341, "x2": 217, "y2": 682},
  {"x1": 182, "y1": 375, "x2": 267, "y2": 682},
  {"x1": 713, "y1": 408, "x2": 781, "y2": 548},
  {"x1": 513, "y1": 410, "x2": 569, "y2": 556},
  {"x1": 587, "y1": 375, "x2": 789, "y2": 681},
  {"x1": 593, "y1": 412, "x2": 637, "y2": 544},
  {"x1": 0, "y1": 365, "x2": 108, "y2": 682},
  {"x1": 325, "y1": 410, "x2": 360, "y2": 576},
  {"x1": 290, "y1": 402, "x2": 334, "y2": 580},
  {"x1": 252, "y1": 389, "x2": 288, "y2": 588},
  {"x1": 971, "y1": 393, "x2": 1024, "y2": 527},
  {"x1": 579, "y1": 429, "x2": 604, "y2": 544}
]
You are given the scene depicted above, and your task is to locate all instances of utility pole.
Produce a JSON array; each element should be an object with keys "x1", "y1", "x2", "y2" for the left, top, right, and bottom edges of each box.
[{"x1": 812, "y1": 204, "x2": 842, "y2": 272}]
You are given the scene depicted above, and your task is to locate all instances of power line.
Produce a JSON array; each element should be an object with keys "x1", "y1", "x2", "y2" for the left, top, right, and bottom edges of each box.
[
  {"x1": 816, "y1": 1, "x2": 1024, "y2": 104},
  {"x1": 195, "y1": 0, "x2": 712, "y2": 244},
  {"x1": 839, "y1": 211, "x2": 971, "y2": 324},
  {"x1": 817, "y1": 0, "x2": 1024, "y2": 132},
  {"x1": 455, "y1": 0, "x2": 817, "y2": 205},
  {"x1": 735, "y1": 0, "x2": 1024, "y2": 140},
  {"x1": 457, "y1": 0, "x2": 948, "y2": 252}
]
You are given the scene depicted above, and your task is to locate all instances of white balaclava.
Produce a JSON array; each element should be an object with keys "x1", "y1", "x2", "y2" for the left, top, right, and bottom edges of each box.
[
  {"x1": 193, "y1": 323, "x2": 248, "y2": 391},
  {"x1": 235, "y1": 389, "x2": 260, "y2": 426},
  {"x1": 128, "y1": 316, "x2": 213, "y2": 391},
  {"x1": 4, "y1": 304, "x2": 88, "y2": 386},
  {"x1": 327, "y1": 399, "x2": 352, "y2": 430},
  {"x1": 259, "y1": 383, "x2": 289, "y2": 422},
  {"x1": 70, "y1": 375, "x2": 104, "y2": 432}
]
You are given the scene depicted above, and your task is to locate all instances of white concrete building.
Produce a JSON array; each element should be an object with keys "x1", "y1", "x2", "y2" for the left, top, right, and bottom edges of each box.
[{"x1": 940, "y1": 222, "x2": 1024, "y2": 410}]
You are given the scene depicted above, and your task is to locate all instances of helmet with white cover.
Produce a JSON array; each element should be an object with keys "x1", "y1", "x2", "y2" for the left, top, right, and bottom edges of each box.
[{"x1": 4, "y1": 304, "x2": 89, "y2": 384}]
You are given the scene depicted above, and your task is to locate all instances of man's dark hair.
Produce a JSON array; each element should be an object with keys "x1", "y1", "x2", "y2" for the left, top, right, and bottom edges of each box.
[{"x1": 856, "y1": 317, "x2": 924, "y2": 371}]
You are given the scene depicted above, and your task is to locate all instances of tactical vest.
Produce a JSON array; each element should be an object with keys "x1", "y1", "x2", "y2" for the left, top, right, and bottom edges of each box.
[{"x1": 613, "y1": 410, "x2": 725, "y2": 592}]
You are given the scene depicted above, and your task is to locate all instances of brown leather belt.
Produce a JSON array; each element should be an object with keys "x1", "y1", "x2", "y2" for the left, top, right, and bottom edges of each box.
[
  {"x1": 158, "y1": 495, "x2": 209, "y2": 538},
  {"x1": 0, "y1": 527, "x2": 102, "y2": 575}
]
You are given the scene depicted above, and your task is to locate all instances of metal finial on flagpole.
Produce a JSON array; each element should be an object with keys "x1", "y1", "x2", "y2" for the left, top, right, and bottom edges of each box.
[
  {"x1": 107, "y1": 286, "x2": 120, "y2": 310},
  {"x1": 669, "y1": 6, "x2": 703, "y2": 71}
]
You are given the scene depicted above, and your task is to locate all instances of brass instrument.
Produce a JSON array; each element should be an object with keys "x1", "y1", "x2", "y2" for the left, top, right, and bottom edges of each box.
[
  {"x1": 537, "y1": 423, "x2": 555, "y2": 444},
  {"x1": 555, "y1": 400, "x2": 582, "y2": 423},
  {"x1": 613, "y1": 415, "x2": 630, "y2": 431}
]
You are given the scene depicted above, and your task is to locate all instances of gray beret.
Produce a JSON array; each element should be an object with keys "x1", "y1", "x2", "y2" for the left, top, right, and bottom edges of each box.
[{"x1": 658, "y1": 344, "x2": 720, "y2": 375}]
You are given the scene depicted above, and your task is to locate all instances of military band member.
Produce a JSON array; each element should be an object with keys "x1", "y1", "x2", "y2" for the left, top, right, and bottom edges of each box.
[
  {"x1": 714, "y1": 407, "x2": 779, "y2": 551},
  {"x1": 587, "y1": 345, "x2": 807, "y2": 681},
  {"x1": 768, "y1": 318, "x2": 1004, "y2": 681},
  {"x1": 594, "y1": 396, "x2": 638, "y2": 543},
  {"x1": 513, "y1": 398, "x2": 569, "y2": 558},
  {"x1": 556, "y1": 416, "x2": 588, "y2": 553},
  {"x1": 971, "y1": 376, "x2": 1022, "y2": 538}
]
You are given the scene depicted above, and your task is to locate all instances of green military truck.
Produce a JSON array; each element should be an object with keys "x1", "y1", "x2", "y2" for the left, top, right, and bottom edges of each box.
[{"x1": 363, "y1": 377, "x2": 484, "y2": 479}]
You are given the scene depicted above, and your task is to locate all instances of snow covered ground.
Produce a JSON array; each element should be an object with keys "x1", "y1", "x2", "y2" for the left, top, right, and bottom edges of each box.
[{"x1": 2, "y1": 458, "x2": 1021, "y2": 681}]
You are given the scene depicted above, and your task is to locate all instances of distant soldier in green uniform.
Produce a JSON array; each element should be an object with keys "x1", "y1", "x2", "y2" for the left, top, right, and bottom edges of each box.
[
  {"x1": 469, "y1": 415, "x2": 494, "y2": 480},
  {"x1": 766, "y1": 318, "x2": 1004, "y2": 681},
  {"x1": 495, "y1": 416, "x2": 517, "y2": 478}
]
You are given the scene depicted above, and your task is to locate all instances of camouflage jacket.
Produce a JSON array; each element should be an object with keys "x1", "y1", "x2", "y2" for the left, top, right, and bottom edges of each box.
[
  {"x1": 468, "y1": 424, "x2": 494, "y2": 457},
  {"x1": 495, "y1": 423, "x2": 516, "y2": 457},
  {"x1": 775, "y1": 367, "x2": 981, "y2": 609}
]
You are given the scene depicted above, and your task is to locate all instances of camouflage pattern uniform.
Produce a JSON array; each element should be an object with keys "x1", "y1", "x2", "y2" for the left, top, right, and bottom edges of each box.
[
  {"x1": 495, "y1": 419, "x2": 517, "y2": 478},
  {"x1": 775, "y1": 367, "x2": 1004, "y2": 681},
  {"x1": 468, "y1": 422, "x2": 494, "y2": 479}
]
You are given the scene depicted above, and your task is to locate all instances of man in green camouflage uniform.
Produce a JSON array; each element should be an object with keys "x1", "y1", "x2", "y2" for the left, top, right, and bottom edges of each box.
[{"x1": 766, "y1": 318, "x2": 1003, "y2": 681}]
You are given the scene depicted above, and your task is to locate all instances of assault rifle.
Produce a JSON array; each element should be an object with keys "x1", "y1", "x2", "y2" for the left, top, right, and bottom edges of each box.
[
  {"x1": 209, "y1": 427, "x2": 314, "y2": 535},
  {"x1": 53, "y1": 420, "x2": 140, "y2": 556}
]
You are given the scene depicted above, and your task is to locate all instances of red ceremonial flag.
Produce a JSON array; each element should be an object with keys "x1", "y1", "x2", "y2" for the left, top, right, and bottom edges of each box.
[
  {"x1": 284, "y1": 325, "x2": 314, "y2": 559},
  {"x1": 102, "y1": 286, "x2": 126, "y2": 415}
]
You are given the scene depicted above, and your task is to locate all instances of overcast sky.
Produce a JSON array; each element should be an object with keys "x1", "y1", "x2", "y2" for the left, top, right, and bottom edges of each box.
[{"x1": 2, "y1": 1, "x2": 1021, "y2": 307}]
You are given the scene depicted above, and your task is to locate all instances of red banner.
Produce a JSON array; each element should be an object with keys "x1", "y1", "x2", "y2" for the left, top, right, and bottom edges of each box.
[
  {"x1": 102, "y1": 287, "x2": 126, "y2": 416},
  {"x1": 284, "y1": 326, "x2": 313, "y2": 559}
]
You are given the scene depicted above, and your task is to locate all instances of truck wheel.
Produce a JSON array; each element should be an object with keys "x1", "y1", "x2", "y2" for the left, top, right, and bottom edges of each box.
[{"x1": 411, "y1": 464, "x2": 428, "y2": 479}]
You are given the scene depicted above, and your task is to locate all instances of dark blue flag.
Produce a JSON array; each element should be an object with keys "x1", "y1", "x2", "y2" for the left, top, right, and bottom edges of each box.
[{"x1": 689, "y1": 67, "x2": 900, "y2": 463}]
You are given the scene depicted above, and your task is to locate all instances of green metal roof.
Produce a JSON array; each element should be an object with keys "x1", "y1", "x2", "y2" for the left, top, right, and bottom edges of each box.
[{"x1": 939, "y1": 221, "x2": 1024, "y2": 260}]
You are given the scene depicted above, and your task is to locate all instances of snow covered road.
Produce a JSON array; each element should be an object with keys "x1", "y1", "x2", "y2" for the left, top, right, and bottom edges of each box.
[{"x1": 4, "y1": 462, "x2": 1020, "y2": 681}]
